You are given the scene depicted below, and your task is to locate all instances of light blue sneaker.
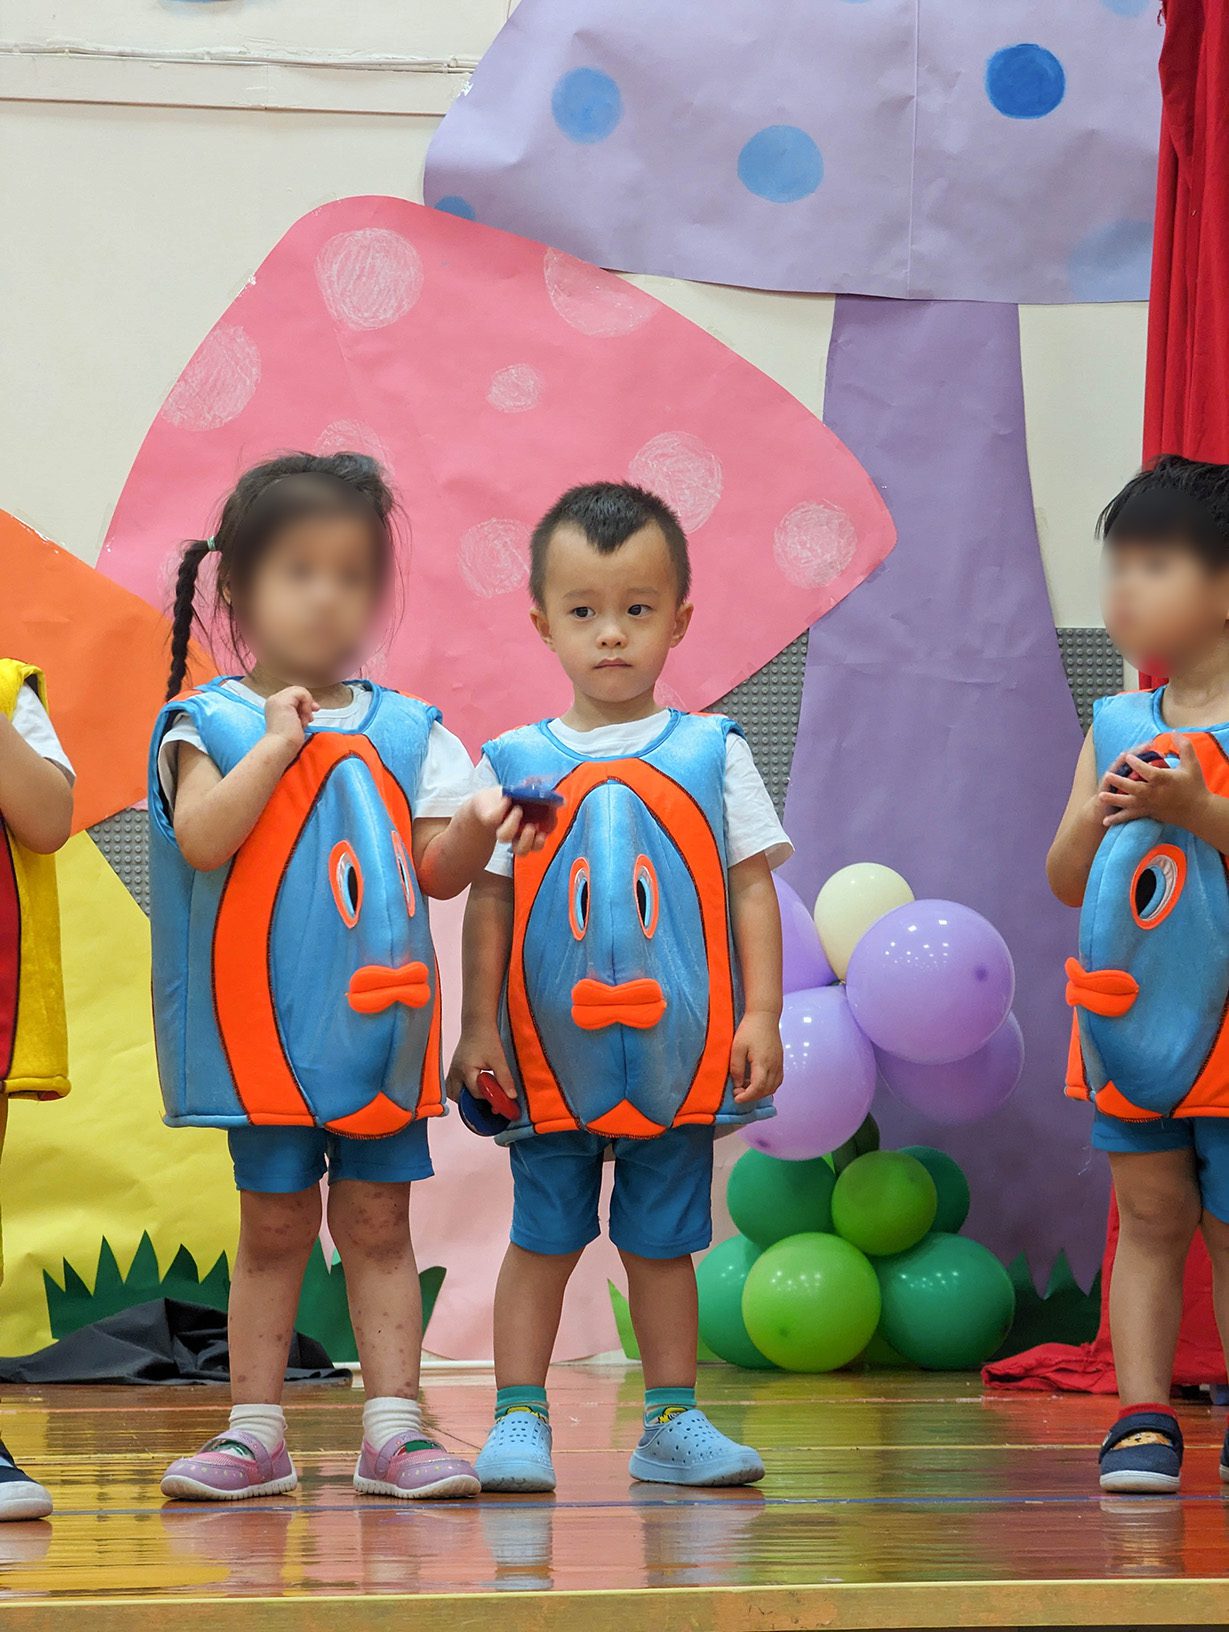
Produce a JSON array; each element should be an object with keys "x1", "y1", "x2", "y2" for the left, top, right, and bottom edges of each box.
[
  {"x1": 629, "y1": 1408, "x2": 764, "y2": 1487},
  {"x1": 475, "y1": 1409, "x2": 556, "y2": 1493}
]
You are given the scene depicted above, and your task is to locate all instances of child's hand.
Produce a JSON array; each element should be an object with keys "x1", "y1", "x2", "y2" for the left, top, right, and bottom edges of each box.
[
  {"x1": 730, "y1": 1010, "x2": 784, "y2": 1104},
  {"x1": 264, "y1": 687, "x2": 318, "y2": 754},
  {"x1": 447, "y1": 1028, "x2": 518, "y2": 1108},
  {"x1": 467, "y1": 788, "x2": 557, "y2": 858},
  {"x1": 1100, "y1": 737, "x2": 1209, "y2": 830}
]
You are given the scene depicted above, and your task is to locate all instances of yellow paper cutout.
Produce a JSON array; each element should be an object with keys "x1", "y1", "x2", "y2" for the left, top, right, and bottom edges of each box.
[{"x1": 0, "y1": 832, "x2": 238, "y2": 1356}]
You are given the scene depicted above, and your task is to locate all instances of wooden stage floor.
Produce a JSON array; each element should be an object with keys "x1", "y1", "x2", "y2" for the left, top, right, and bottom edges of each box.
[{"x1": 2, "y1": 1365, "x2": 1228, "y2": 1631}]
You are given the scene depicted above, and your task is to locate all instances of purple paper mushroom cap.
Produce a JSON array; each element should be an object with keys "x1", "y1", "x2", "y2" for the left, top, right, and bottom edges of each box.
[{"x1": 426, "y1": 0, "x2": 1162, "y2": 301}]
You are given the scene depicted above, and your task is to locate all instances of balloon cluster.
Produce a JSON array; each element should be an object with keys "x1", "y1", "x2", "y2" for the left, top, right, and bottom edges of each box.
[
  {"x1": 745, "y1": 863, "x2": 1023, "y2": 1162},
  {"x1": 700, "y1": 1128, "x2": 1016, "y2": 1373}
]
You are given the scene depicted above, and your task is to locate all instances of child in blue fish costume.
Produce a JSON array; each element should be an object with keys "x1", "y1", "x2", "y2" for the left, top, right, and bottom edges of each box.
[
  {"x1": 451, "y1": 482, "x2": 790, "y2": 1491},
  {"x1": 149, "y1": 454, "x2": 541, "y2": 1504},
  {"x1": 1049, "y1": 456, "x2": 1229, "y2": 1496}
]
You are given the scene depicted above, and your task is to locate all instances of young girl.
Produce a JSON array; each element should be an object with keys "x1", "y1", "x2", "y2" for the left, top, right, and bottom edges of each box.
[{"x1": 150, "y1": 453, "x2": 535, "y2": 1503}]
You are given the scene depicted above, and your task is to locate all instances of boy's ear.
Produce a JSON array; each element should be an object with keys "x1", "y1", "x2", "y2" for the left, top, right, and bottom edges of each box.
[
  {"x1": 670, "y1": 601, "x2": 694, "y2": 648},
  {"x1": 530, "y1": 605, "x2": 554, "y2": 648}
]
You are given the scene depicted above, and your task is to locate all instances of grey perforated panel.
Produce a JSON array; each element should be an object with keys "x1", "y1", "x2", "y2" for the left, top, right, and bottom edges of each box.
[
  {"x1": 89, "y1": 808, "x2": 149, "y2": 915},
  {"x1": 88, "y1": 626, "x2": 1110, "y2": 904},
  {"x1": 1057, "y1": 627, "x2": 1125, "y2": 731}
]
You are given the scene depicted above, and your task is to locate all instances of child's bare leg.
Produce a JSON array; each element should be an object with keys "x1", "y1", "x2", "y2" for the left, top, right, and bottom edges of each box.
[
  {"x1": 492, "y1": 1243, "x2": 583, "y2": 1385},
  {"x1": 620, "y1": 1251, "x2": 698, "y2": 1389},
  {"x1": 327, "y1": 1180, "x2": 420, "y2": 1398},
  {"x1": 1199, "y1": 1208, "x2": 1229, "y2": 1367},
  {"x1": 229, "y1": 1186, "x2": 322, "y2": 1403},
  {"x1": 1109, "y1": 1149, "x2": 1201, "y2": 1405}
]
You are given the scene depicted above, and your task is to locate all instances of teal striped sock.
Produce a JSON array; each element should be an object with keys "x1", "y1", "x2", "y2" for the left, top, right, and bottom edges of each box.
[
  {"x1": 495, "y1": 1385, "x2": 549, "y2": 1424},
  {"x1": 644, "y1": 1386, "x2": 697, "y2": 1426}
]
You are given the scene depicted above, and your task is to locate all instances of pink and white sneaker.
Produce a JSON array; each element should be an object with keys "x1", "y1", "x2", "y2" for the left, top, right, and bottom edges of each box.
[
  {"x1": 354, "y1": 1434, "x2": 480, "y2": 1500},
  {"x1": 160, "y1": 1431, "x2": 298, "y2": 1501}
]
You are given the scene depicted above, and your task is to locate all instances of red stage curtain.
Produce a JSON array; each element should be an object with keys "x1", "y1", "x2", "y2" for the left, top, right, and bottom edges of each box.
[{"x1": 989, "y1": 0, "x2": 1229, "y2": 1393}]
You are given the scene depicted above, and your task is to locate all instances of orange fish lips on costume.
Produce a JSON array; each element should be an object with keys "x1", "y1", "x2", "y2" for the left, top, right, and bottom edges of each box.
[
  {"x1": 570, "y1": 976, "x2": 668, "y2": 1031},
  {"x1": 1064, "y1": 958, "x2": 1139, "y2": 1019},
  {"x1": 348, "y1": 961, "x2": 433, "y2": 1014}
]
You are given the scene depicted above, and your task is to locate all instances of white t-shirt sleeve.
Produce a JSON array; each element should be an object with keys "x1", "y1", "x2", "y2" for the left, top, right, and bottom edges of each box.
[
  {"x1": 724, "y1": 733, "x2": 792, "y2": 869},
  {"x1": 414, "y1": 723, "x2": 477, "y2": 819},
  {"x1": 156, "y1": 714, "x2": 209, "y2": 809},
  {"x1": 476, "y1": 754, "x2": 515, "y2": 877},
  {"x1": 12, "y1": 683, "x2": 75, "y2": 782}
]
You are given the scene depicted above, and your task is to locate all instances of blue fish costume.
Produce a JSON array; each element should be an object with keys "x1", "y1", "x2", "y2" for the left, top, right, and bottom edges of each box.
[
  {"x1": 1066, "y1": 687, "x2": 1229, "y2": 1120},
  {"x1": 484, "y1": 711, "x2": 772, "y2": 1144},
  {"x1": 149, "y1": 679, "x2": 445, "y2": 1135}
]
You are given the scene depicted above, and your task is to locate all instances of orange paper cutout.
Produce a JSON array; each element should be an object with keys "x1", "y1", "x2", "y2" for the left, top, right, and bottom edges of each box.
[{"x1": 0, "y1": 511, "x2": 214, "y2": 831}]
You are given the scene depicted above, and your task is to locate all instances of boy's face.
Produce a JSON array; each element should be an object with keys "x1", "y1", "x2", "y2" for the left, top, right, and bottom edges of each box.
[
  {"x1": 531, "y1": 522, "x2": 692, "y2": 708},
  {"x1": 1102, "y1": 536, "x2": 1229, "y2": 671}
]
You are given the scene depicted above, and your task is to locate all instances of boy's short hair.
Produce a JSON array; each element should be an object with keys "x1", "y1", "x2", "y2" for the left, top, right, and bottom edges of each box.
[
  {"x1": 1099, "y1": 454, "x2": 1229, "y2": 568},
  {"x1": 529, "y1": 482, "x2": 692, "y2": 605}
]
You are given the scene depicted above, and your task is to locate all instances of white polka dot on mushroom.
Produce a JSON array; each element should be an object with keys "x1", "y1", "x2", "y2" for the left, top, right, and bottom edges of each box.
[
  {"x1": 487, "y1": 365, "x2": 544, "y2": 413},
  {"x1": 159, "y1": 325, "x2": 261, "y2": 431},
  {"x1": 314, "y1": 419, "x2": 394, "y2": 470},
  {"x1": 773, "y1": 500, "x2": 858, "y2": 588},
  {"x1": 543, "y1": 248, "x2": 655, "y2": 338},
  {"x1": 458, "y1": 518, "x2": 532, "y2": 598},
  {"x1": 315, "y1": 229, "x2": 424, "y2": 330},
  {"x1": 627, "y1": 432, "x2": 723, "y2": 532}
]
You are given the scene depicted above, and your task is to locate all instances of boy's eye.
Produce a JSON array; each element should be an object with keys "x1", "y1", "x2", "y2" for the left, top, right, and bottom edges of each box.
[
  {"x1": 628, "y1": 603, "x2": 652, "y2": 617},
  {"x1": 569, "y1": 606, "x2": 594, "y2": 620}
]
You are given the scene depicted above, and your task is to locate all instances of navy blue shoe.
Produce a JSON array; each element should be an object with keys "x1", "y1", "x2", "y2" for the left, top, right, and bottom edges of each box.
[
  {"x1": 1220, "y1": 1422, "x2": 1229, "y2": 1487},
  {"x1": 0, "y1": 1438, "x2": 52, "y2": 1521},
  {"x1": 1099, "y1": 1411, "x2": 1182, "y2": 1494}
]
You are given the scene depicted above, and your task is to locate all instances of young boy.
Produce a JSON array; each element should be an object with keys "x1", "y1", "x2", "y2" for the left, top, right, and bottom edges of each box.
[
  {"x1": 0, "y1": 660, "x2": 74, "y2": 1520},
  {"x1": 450, "y1": 482, "x2": 789, "y2": 1491},
  {"x1": 1049, "y1": 455, "x2": 1229, "y2": 1494}
]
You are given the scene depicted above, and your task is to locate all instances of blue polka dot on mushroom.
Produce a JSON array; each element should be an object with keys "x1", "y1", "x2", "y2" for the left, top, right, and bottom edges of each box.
[
  {"x1": 1068, "y1": 218, "x2": 1153, "y2": 301},
  {"x1": 434, "y1": 196, "x2": 477, "y2": 220},
  {"x1": 985, "y1": 44, "x2": 1066, "y2": 119},
  {"x1": 737, "y1": 126, "x2": 824, "y2": 204},
  {"x1": 551, "y1": 67, "x2": 623, "y2": 143}
]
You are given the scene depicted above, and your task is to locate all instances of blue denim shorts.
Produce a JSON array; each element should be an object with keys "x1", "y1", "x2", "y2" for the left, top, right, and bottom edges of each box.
[
  {"x1": 509, "y1": 1125, "x2": 715, "y2": 1258},
  {"x1": 228, "y1": 1119, "x2": 433, "y2": 1194},
  {"x1": 1092, "y1": 1109, "x2": 1229, "y2": 1223}
]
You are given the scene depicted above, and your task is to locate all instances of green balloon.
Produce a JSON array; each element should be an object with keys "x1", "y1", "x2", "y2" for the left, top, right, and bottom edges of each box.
[
  {"x1": 696, "y1": 1236, "x2": 776, "y2": 1369},
  {"x1": 831, "y1": 1112, "x2": 880, "y2": 1174},
  {"x1": 831, "y1": 1151, "x2": 937, "y2": 1256},
  {"x1": 859, "y1": 1327, "x2": 912, "y2": 1369},
  {"x1": 899, "y1": 1146, "x2": 971, "y2": 1234},
  {"x1": 742, "y1": 1232, "x2": 880, "y2": 1372},
  {"x1": 877, "y1": 1232, "x2": 1016, "y2": 1370},
  {"x1": 727, "y1": 1149, "x2": 835, "y2": 1247}
]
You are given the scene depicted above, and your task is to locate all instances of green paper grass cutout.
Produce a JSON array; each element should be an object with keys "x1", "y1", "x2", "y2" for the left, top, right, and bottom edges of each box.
[
  {"x1": 44, "y1": 1234, "x2": 445, "y2": 1365},
  {"x1": 992, "y1": 1250, "x2": 1101, "y2": 1360}
]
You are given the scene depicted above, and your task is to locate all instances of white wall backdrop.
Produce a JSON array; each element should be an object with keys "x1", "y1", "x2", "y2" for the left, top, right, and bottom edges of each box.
[{"x1": 0, "y1": 2, "x2": 1146, "y2": 626}]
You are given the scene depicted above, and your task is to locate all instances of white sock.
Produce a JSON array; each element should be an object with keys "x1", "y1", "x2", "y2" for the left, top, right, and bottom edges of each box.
[
  {"x1": 226, "y1": 1403, "x2": 287, "y2": 1456},
  {"x1": 363, "y1": 1396, "x2": 425, "y2": 1450}
]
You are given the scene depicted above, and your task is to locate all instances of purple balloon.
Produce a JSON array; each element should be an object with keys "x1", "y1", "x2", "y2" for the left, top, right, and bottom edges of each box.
[
  {"x1": 742, "y1": 986, "x2": 875, "y2": 1161},
  {"x1": 879, "y1": 1012, "x2": 1025, "y2": 1125},
  {"x1": 775, "y1": 875, "x2": 836, "y2": 994},
  {"x1": 845, "y1": 900, "x2": 1014, "y2": 1066}
]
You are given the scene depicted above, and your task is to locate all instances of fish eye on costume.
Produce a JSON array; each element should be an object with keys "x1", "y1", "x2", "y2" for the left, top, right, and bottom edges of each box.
[
  {"x1": 569, "y1": 857, "x2": 591, "y2": 940},
  {"x1": 330, "y1": 840, "x2": 364, "y2": 928},
  {"x1": 391, "y1": 828, "x2": 416, "y2": 917},
  {"x1": 1130, "y1": 844, "x2": 1186, "y2": 931},
  {"x1": 633, "y1": 854, "x2": 659, "y2": 938}
]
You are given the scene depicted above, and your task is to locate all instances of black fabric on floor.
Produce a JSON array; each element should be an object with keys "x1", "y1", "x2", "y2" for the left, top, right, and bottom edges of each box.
[{"x1": 0, "y1": 1299, "x2": 349, "y2": 1385}]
